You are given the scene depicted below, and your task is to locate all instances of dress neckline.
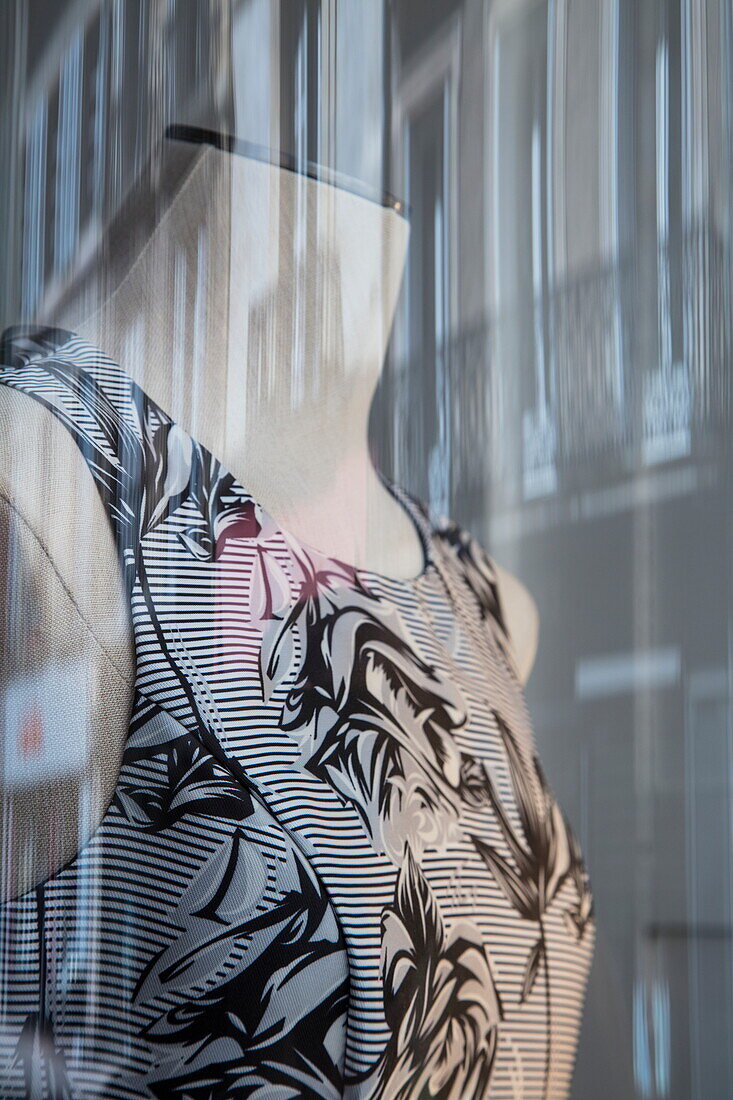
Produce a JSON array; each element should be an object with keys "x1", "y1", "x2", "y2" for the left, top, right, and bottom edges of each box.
[{"x1": 274, "y1": 466, "x2": 437, "y2": 587}]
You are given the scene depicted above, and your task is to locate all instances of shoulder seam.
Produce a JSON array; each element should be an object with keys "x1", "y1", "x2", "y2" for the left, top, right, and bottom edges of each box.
[{"x1": 0, "y1": 488, "x2": 135, "y2": 687}]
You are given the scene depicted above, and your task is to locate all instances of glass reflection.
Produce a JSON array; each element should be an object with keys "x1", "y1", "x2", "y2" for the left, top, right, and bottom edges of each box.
[{"x1": 0, "y1": 1, "x2": 730, "y2": 1097}]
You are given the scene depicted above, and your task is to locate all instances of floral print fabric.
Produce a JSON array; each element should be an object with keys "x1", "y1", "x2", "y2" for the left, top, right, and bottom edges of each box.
[{"x1": 0, "y1": 327, "x2": 594, "y2": 1099}]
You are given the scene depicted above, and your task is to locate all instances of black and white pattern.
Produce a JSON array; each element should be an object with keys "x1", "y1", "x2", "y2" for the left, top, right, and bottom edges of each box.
[{"x1": 0, "y1": 327, "x2": 595, "y2": 1099}]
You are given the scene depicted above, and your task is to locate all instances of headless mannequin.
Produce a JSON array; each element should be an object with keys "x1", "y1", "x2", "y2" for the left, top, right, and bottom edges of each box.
[{"x1": 0, "y1": 138, "x2": 538, "y2": 899}]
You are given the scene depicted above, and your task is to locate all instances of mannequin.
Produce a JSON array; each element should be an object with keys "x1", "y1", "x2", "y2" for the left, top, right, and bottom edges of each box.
[{"x1": 0, "y1": 135, "x2": 538, "y2": 899}]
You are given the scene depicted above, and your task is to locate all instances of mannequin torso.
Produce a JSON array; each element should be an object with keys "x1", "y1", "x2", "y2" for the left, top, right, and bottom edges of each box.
[{"x1": 0, "y1": 140, "x2": 538, "y2": 897}]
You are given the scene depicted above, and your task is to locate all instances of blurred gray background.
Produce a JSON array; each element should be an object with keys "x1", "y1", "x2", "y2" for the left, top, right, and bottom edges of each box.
[{"x1": 1, "y1": 2, "x2": 731, "y2": 1096}]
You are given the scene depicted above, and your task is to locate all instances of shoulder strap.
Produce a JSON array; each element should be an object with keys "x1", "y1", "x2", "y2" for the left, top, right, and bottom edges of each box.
[
  {"x1": 0, "y1": 325, "x2": 238, "y2": 597},
  {"x1": 0, "y1": 325, "x2": 151, "y2": 596}
]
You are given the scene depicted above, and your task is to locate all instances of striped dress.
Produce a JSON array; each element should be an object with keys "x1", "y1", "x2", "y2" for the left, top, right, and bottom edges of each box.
[{"x1": 0, "y1": 326, "x2": 594, "y2": 1099}]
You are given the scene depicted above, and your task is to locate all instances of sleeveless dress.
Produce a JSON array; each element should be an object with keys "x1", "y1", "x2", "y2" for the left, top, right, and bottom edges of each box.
[{"x1": 0, "y1": 327, "x2": 595, "y2": 1100}]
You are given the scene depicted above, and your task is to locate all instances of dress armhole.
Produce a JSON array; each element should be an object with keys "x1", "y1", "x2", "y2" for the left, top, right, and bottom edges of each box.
[{"x1": 490, "y1": 557, "x2": 539, "y2": 685}]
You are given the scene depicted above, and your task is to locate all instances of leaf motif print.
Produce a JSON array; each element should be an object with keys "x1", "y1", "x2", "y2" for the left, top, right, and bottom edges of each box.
[
  {"x1": 145, "y1": 421, "x2": 193, "y2": 531},
  {"x1": 115, "y1": 729, "x2": 254, "y2": 831},
  {"x1": 469, "y1": 709, "x2": 593, "y2": 1099},
  {"x1": 138, "y1": 852, "x2": 348, "y2": 1100},
  {"x1": 111, "y1": 704, "x2": 350, "y2": 1100},
  {"x1": 433, "y1": 519, "x2": 520, "y2": 678},
  {"x1": 473, "y1": 836, "x2": 539, "y2": 919},
  {"x1": 434, "y1": 519, "x2": 507, "y2": 629},
  {"x1": 458, "y1": 752, "x2": 495, "y2": 809},
  {"x1": 262, "y1": 550, "x2": 470, "y2": 860},
  {"x1": 0, "y1": 346, "x2": 252, "y2": 583},
  {"x1": 247, "y1": 545, "x2": 293, "y2": 626},
  {"x1": 12, "y1": 1014, "x2": 74, "y2": 1100},
  {"x1": 259, "y1": 615, "x2": 298, "y2": 703},
  {"x1": 472, "y1": 712, "x2": 572, "y2": 919},
  {"x1": 132, "y1": 829, "x2": 272, "y2": 1003},
  {"x1": 259, "y1": 551, "x2": 372, "y2": 701},
  {"x1": 191, "y1": 825, "x2": 271, "y2": 926},
  {"x1": 559, "y1": 802, "x2": 595, "y2": 942},
  {"x1": 354, "y1": 849, "x2": 502, "y2": 1100},
  {"x1": 11, "y1": 887, "x2": 74, "y2": 1100},
  {"x1": 520, "y1": 939, "x2": 544, "y2": 1005},
  {"x1": 174, "y1": 449, "x2": 240, "y2": 561}
]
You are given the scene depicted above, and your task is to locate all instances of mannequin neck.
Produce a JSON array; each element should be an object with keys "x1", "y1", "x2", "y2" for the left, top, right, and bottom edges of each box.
[{"x1": 58, "y1": 141, "x2": 421, "y2": 577}]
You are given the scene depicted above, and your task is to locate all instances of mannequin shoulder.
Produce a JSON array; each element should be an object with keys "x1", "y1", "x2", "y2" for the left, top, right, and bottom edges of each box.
[
  {"x1": 0, "y1": 385, "x2": 134, "y2": 898},
  {"x1": 491, "y1": 559, "x2": 540, "y2": 685},
  {"x1": 0, "y1": 385, "x2": 129, "y2": 627}
]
